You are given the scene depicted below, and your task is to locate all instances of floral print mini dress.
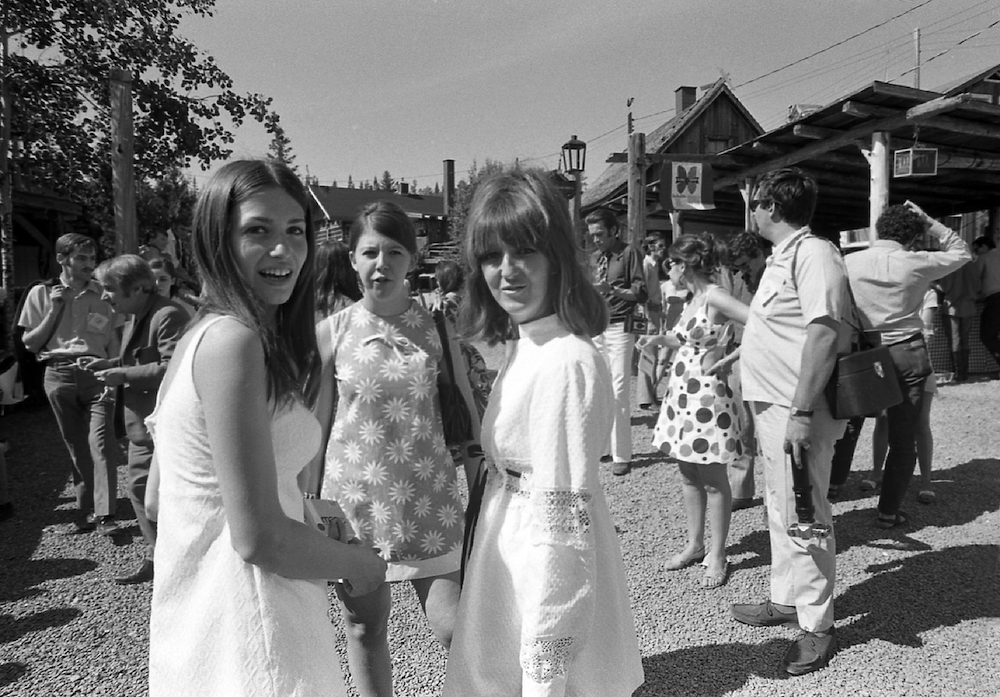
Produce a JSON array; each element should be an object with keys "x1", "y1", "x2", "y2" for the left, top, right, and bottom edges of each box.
[{"x1": 320, "y1": 301, "x2": 463, "y2": 581}]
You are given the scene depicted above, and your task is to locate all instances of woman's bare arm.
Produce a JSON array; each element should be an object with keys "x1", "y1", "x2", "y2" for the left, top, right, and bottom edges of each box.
[{"x1": 195, "y1": 319, "x2": 385, "y2": 591}]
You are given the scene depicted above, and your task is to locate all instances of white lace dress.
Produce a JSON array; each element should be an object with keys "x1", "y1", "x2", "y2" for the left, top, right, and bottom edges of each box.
[
  {"x1": 443, "y1": 314, "x2": 644, "y2": 697},
  {"x1": 147, "y1": 316, "x2": 346, "y2": 697}
]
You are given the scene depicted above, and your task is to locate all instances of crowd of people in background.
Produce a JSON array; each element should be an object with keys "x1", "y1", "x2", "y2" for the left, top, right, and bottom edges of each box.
[{"x1": 4, "y1": 157, "x2": 996, "y2": 693}]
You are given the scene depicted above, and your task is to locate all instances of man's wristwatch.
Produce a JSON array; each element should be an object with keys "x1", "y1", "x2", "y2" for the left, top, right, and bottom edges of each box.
[{"x1": 791, "y1": 409, "x2": 814, "y2": 418}]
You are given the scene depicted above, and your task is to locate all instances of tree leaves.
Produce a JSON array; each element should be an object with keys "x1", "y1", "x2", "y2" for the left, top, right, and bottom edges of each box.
[{"x1": 6, "y1": 0, "x2": 278, "y2": 237}]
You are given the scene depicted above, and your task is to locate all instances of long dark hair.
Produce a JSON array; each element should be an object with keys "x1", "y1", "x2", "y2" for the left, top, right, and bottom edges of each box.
[
  {"x1": 191, "y1": 159, "x2": 321, "y2": 407},
  {"x1": 315, "y1": 240, "x2": 361, "y2": 316},
  {"x1": 462, "y1": 169, "x2": 608, "y2": 344}
]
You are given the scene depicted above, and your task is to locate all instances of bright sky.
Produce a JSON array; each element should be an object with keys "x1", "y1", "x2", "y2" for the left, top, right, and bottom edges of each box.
[{"x1": 180, "y1": 0, "x2": 1000, "y2": 190}]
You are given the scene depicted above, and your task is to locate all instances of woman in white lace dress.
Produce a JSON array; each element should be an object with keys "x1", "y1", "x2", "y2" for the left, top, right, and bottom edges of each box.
[
  {"x1": 443, "y1": 170, "x2": 644, "y2": 697},
  {"x1": 147, "y1": 160, "x2": 386, "y2": 696}
]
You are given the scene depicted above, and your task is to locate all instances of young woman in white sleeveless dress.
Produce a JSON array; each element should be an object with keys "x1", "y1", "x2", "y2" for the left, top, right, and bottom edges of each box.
[{"x1": 146, "y1": 160, "x2": 386, "y2": 696}]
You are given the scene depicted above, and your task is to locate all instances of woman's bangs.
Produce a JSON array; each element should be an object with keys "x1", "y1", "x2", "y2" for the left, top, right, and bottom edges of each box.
[{"x1": 469, "y1": 202, "x2": 547, "y2": 262}]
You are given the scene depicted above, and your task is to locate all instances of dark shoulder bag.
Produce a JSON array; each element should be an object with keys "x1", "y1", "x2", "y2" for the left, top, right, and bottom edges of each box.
[
  {"x1": 790, "y1": 235, "x2": 903, "y2": 419},
  {"x1": 432, "y1": 310, "x2": 474, "y2": 446}
]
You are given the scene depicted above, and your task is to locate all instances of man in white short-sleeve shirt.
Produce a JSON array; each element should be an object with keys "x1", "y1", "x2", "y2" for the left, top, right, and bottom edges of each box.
[
  {"x1": 732, "y1": 168, "x2": 850, "y2": 677},
  {"x1": 18, "y1": 233, "x2": 119, "y2": 535}
]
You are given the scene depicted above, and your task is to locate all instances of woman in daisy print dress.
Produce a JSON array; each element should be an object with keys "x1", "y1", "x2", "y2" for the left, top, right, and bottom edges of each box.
[
  {"x1": 310, "y1": 201, "x2": 480, "y2": 697},
  {"x1": 641, "y1": 233, "x2": 749, "y2": 589}
]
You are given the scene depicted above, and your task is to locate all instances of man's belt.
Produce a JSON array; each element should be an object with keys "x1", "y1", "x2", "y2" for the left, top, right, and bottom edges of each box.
[{"x1": 44, "y1": 355, "x2": 96, "y2": 368}]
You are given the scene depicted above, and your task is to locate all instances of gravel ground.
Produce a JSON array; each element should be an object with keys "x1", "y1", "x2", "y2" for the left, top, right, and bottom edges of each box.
[{"x1": 1, "y1": 358, "x2": 998, "y2": 697}]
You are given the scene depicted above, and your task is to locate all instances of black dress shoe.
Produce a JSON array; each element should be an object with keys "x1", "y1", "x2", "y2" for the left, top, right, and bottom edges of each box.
[
  {"x1": 115, "y1": 560, "x2": 154, "y2": 585},
  {"x1": 730, "y1": 600, "x2": 800, "y2": 628},
  {"x1": 95, "y1": 515, "x2": 119, "y2": 536},
  {"x1": 782, "y1": 627, "x2": 837, "y2": 675},
  {"x1": 66, "y1": 512, "x2": 97, "y2": 534}
]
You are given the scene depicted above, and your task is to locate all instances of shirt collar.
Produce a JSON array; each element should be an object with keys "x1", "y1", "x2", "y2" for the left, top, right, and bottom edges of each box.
[
  {"x1": 870, "y1": 239, "x2": 903, "y2": 250},
  {"x1": 766, "y1": 226, "x2": 811, "y2": 266}
]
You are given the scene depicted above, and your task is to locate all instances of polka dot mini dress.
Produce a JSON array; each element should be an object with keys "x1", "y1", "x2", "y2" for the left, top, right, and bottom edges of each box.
[{"x1": 652, "y1": 287, "x2": 744, "y2": 465}]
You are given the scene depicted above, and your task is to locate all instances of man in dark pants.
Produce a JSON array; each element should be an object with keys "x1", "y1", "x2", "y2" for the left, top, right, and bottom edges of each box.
[
  {"x1": 973, "y1": 235, "x2": 1000, "y2": 370},
  {"x1": 18, "y1": 234, "x2": 119, "y2": 534},
  {"x1": 845, "y1": 203, "x2": 970, "y2": 528},
  {"x1": 81, "y1": 255, "x2": 187, "y2": 583}
]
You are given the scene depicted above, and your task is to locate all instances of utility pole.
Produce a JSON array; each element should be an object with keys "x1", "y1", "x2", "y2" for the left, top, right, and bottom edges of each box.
[
  {"x1": 627, "y1": 132, "x2": 645, "y2": 246},
  {"x1": 110, "y1": 68, "x2": 137, "y2": 254},
  {"x1": 914, "y1": 28, "x2": 921, "y2": 90}
]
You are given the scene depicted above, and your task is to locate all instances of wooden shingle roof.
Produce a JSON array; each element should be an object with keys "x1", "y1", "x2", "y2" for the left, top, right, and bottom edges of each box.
[{"x1": 582, "y1": 78, "x2": 762, "y2": 210}]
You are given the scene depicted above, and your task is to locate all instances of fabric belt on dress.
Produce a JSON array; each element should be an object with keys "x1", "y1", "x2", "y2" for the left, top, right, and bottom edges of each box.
[{"x1": 459, "y1": 463, "x2": 524, "y2": 587}]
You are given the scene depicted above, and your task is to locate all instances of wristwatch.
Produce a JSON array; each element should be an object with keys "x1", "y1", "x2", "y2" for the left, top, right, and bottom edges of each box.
[{"x1": 791, "y1": 409, "x2": 814, "y2": 418}]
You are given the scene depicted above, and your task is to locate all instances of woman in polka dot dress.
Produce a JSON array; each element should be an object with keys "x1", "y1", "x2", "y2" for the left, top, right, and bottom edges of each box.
[{"x1": 641, "y1": 233, "x2": 749, "y2": 589}]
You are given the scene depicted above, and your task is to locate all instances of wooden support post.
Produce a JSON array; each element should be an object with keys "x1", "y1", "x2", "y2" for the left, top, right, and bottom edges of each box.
[
  {"x1": 0, "y1": 27, "x2": 13, "y2": 351},
  {"x1": 627, "y1": 132, "x2": 646, "y2": 246},
  {"x1": 740, "y1": 177, "x2": 756, "y2": 231},
  {"x1": 669, "y1": 210, "x2": 682, "y2": 241},
  {"x1": 573, "y1": 173, "x2": 582, "y2": 229},
  {"x1": 864, "y1": 132, "x2": 890, "y2": 242},
  {"x1": 110, "y1": 68, "x2": 138, "y2": 255}
]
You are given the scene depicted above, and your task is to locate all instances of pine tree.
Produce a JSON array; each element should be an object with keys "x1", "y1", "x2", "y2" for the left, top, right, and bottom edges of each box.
[{"x1": 267, "y1": 123, "x2": 298, "y2": 174}]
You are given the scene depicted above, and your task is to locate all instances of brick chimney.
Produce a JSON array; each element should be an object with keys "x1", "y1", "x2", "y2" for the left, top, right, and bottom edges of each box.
[{"x1": 675, "y1": 86, "x2": 697, "y2": 114}]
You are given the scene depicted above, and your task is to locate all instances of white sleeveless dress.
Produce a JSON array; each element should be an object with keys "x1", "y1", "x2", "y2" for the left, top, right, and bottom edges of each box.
[{"x1": 146, "y1": 316, "x2": 346, "y2": 697}]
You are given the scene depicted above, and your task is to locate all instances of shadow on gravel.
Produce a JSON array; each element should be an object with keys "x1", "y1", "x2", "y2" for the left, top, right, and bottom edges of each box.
[
  {"x1": 0, "y1": 662, "x2": 28, "y2": 688},
  {"x1": 632, "y1": 411, "x2": 659, "y2": 429},
  {"x1": 0, "y1": 607, "x2": 83, "y2": 644},
  {"x1": 0, "y1": 558, "x2": 98, "y2": 603},
  {"x1": 636, "y1": 637, "x2": 797, "y2": 696},
  {"x1": 831, "y1": 458, "x2": 1000, "y2": 556},
  {"x1": 629, "y1": 450, "x2": 669, "y2": 471},
  {"x1": 835, "y1": 543, "x2": 1000, "y2": 647},
  {"x1": 721, "y1": 459, "x2": 999, "y2": 574},
  {"x1": 0, "y1": 406, "x2": 116, "y2": 602},
  {"x1": 725, "y1": 528, "x2": 771, "y2": 573}
]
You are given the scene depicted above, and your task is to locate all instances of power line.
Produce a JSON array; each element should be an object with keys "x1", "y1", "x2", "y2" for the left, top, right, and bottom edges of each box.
[
  {"x1": 392, "y1": 0, "x2": 988, "y2": 185},
  {"x1": 897, "y1": 17, "x2": 1000, "y2": 78},
  {"x1": 732, "y1": 0, "x2": 938, "y2": 91}
]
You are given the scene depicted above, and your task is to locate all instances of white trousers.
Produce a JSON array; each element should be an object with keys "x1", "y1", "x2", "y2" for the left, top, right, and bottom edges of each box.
[
  {"x1": 752, "y1": 401, "x2": 845, "y2": 633},
  {"x1": 594, "y1": 323, "x2": 634, "y2": 463}
]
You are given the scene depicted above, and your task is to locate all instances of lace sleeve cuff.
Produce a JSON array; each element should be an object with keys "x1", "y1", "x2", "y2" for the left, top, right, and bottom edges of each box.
[{"x1": 520, "y1": 636, "x2": 572, "y2": 695}]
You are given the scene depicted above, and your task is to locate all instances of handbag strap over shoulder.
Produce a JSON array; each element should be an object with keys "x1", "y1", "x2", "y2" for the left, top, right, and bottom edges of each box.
[
  {"x1": 788, "y1": 234, "x2": 874, "y2": 351},
  {"x1": 432, "y1": 309, "x2": 457, "y2": 385}
]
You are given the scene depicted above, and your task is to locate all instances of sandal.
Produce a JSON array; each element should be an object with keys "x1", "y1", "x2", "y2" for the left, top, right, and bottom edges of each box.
[
  {"x1": 875, "y1": 510, "x2": 910, "y2": 529},
  {"x1": 701, "y1": 561, "x2": 729, "y2": 589},
  {"x1": 664, "y1": 547, "x2": 706, "y2": 571},
  {"x1": 918, "y1": 490, "x2": 936, "y2": 504}
]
